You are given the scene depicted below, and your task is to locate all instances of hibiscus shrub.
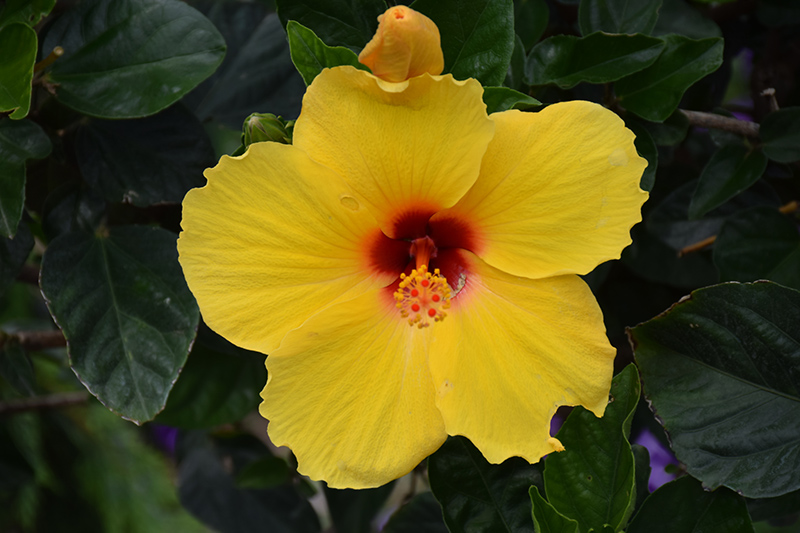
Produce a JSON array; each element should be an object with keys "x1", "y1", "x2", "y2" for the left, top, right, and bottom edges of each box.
[{"x1": 1, "y1": 0, "x2": 799, "y2": 532}]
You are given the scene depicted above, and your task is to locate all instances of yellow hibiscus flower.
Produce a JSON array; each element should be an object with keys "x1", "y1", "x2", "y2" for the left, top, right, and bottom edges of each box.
[{"x1": 177, "y1": 7, "x2": 648, "y2": 489}]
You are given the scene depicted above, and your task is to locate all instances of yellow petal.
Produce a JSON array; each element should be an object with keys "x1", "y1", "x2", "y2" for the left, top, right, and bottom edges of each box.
[
  {"x1": 293, "y1": 66, "x2": 494, "y2": 239},
  {"x1": 261, "y1": 290, "x2": 446, "y2": 489},
  {"x1": 429, "y1": 250, "x2": 615, "y2": 464},
  {"x1": 358, "y1": 5, "x2": 444, "y2": 82},
  {"x1": 432, "y1": 102, "x2": 648, "y2": 279},
  {"x1": 178, "y1": 142, "x2": 394, "y2": 355}
]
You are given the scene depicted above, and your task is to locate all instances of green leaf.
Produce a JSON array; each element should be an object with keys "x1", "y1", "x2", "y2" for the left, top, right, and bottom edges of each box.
[
  {"x1": 626, "y1": 476, "x2": 753, "y2": 533},
  {"x1": 276, "y1": 0, "x2": 385, "y2": 50},
  {"x1": 324, "y1": 483, "x2": 395, "y2": 533},
  {"x1": 186, "y1": 8, "x2": 304, "y2": 128},
  {"x1": 631, "y1": 444, "x2": 652, "y2": 514},
  {"x1": 635, "y1": 111, "x2": 689, "y2": 146},
  {"x1": 630, "y1": 281, "x2": 800, "y2": 498},
  {"x1": 652, "y1": 0, "x2": 721, "y2": 39},
  {"x1": 0, "y1": 0, "x2": 55, "y2": 28},
  {"x1": 235, "y1": 457, "x2": 291, "y2": 490},
  {"x1": 622, "y1": 223, "x2": 719, "y2": 289},
  {"x1": 515, "y1": 0, "x2": 549, "y2": 50},
  {"x1": 40, "y1": 226, "x2": 200, "y2": 423},
  {"x1": 760, "y1": 107, "x2": 800, "y2": 163},
  {"x1": 286, "y1": 20, "x2": 370, "y2": 86},
  {"x1": 578, "y1": 0, "x2": 662, "y2": 36},
  {"x1": 0, "y1": 23, "x2": 36, "y2": 119},
  {"x1": 178, "y1": 433, "x2": 321, "y2": 533},
  {"x1": 627, "y1": 120, "x2": 658, "y2": 191},
  {"x1": 42, "y1": 0, "x2": 226, "y2": 119},
  {"x1": 0, "y1": 118, "x2": 51, "y2": 238},
  {"x1": 687, "y1": 146, "x2": 768, "y2": 219},
  {"x1": 155, "y1": 325, "x2": 265, "y2": 429},
  {"x1": 616, "y1": 34, "x2": 724, "y2": 122},
  {"x1": 74, "y1": 104, "x2": 213, "y2": 206},
  {"x1": 428, "y1": 436, "x2": 544, "y2": 533},
  {"x1": 529, "y1": 486, "x2": 580, "y2": 533},
  {"x1": 411, "y1": 0, "x2": 515, "y2": 86},
  {"x1": 383, "y1": 492, "x2": 449, "y2": 533},
  {"x1": 544, "y1": 365, "x2": 640, "y2": 533},
  {"x1": 483, "y1": 86, "x2": 541, "y2": 114},
  {"x1": 525, "y1": 32, "x2": 664, "y2": 89},
  {"x1": 646, "y1": 179, "x2": 779, "y2": 251},
  {"x1": 505, "y1": 34, "x2": 527, "y2": 90},
  {"x1": 0, "y1": 221, "x2": 33, "y2": 299},
  {"x1": 42, "y1": 183, "x2": 106, "y2": 241},
  {"x1": 713, "y1": 207, "x2": 800, "y2": 290}
]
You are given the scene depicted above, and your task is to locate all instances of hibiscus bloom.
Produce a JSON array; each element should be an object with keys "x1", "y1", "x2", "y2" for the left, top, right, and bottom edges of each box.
[{"x1": 177, "y1": 8, "x2": 647, "y2": 489}]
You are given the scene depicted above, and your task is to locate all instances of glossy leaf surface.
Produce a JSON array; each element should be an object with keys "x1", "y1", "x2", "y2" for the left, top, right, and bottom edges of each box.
[
  {"x1": 626, "y1": 476, "x2": 753, "y2": 533},
  {"x1": 411, "y1": 0, "x2": 515, "y2": 86},
  {"x1": 0, "y1": 0, "x2": 55, "y2": 28},
  {"x1": 688, "y1": 146, "x2": 768, "y2": 219},
  {"x1": 578, "y1": 0, "x2": 662, "y2": 35},
  {"x1": 631, "y1": 281, "x2": 800, "y2": 498},
  {"x1": 616, "y1": 34, "x2": 723, "y2": 122},
  {"x1": 156, "y1": 325, "x2": 265, "y2": 429},
  {"x1": 0, "y1": 23, "x2": 36, "y2": 119},
  {"x1": 429, "y1": 436, "x2": 543, "y2": 533},
  {"x1": 760, "y1": 107, "x2": 800, "y2": 163},
  {"x1": 529, "y1": 486, "x2": 579, "y2": 533},
  {"x1": 713, "y1": 207, "x2": 800, "y2": 290},
  {"x1": 276, "y1": 0, "x2": 385, "y2": 50},
  {"x1": 483, "y1": 86, "x2": 541, "y2": 114},
  {"x1": 43, "y1": 0, "x2": 226, "y2": 118},
  {"x1": 0, "y1": 118, "x2": 51, "y2": 238},
  {"x1": 40, "y1": 226, "x2": 200, "y2": 423},
  {"x1": 74, "y1": 104, "x2": 213, "y2": 206},
  {"x1": 544, "y1": 365, "x2": 640, "y2": 533},
  {"x1": 526, "y1": 32, "x2": 664, "y2": 88},
  {"x1": 287, "y1": 21, "x2": 369, "y2": 86}
]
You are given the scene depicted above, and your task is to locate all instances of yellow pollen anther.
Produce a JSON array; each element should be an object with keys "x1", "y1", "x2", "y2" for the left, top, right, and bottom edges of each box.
[{"x1": 393, "y1": 265, "x2": 451, "y2": 328}]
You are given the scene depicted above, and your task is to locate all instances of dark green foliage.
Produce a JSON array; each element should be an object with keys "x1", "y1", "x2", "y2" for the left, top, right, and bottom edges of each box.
[
  {"x1": 3, "y1": 0, "x2": 800, "y2": 530},
  {"x1": 411, "y1": 0, "x2": 515, "y2": 86},
  {"x1": 41, "y1": 0, "x2": 226, "y2": 118},
  {"x1": 626, "y1": 476, "x2": 753, "y2": 533},
  {"x1": 631, "y1": 282, "x2": 800, "y2": 498},
  {"x1": 40, "y1": 227, "x2": 200, "y2": 423},
  {"x1": 429, "y1": 436, "x2": 544, "y2": 532}
]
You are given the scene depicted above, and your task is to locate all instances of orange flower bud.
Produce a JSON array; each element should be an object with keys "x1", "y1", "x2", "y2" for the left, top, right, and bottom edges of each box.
[{"x1": 358, "y1": 6, "x2": 444, "y2": 83}]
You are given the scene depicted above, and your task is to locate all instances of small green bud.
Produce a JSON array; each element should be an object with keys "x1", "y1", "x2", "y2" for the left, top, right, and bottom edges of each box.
[{"x1": 242, "y1": 113, "x2": 294, "y2": 147}]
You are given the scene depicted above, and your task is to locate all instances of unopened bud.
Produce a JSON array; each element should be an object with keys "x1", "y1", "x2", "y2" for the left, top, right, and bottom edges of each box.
[
  {"x1": 242, "y1": 113, "x2": 294, "y2": 147},
  {"x1": 358, "y1": 6, "x2": 444, "y2": 83}
]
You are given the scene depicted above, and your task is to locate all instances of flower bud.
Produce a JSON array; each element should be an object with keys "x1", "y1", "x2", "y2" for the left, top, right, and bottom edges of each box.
[
  {"x1": 242, "y1": 113, "x2": 294, "y2": 147},
  {"x1": 358, "y1": 6, "x2": 444, "y2": 83}
]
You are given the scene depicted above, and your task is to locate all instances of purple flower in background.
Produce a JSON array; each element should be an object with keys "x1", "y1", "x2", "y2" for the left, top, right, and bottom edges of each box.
[
  {"x1": 634, "y1": 428, "x2": 679, "y2": 492},
  {"x1": 150, "y1": 424, "x2": 178, "y2": 457}
]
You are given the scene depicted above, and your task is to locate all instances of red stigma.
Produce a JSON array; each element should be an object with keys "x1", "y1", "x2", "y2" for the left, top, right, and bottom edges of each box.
[
  {"x1": 432, "y1": 294, "x2": 440, "y2": 302},
  {"x1": 411, "y1": 289, "x2": 419, "y2": 297},
  {"x1": 411, "y1": 303, "x2": 420, "y2": 312},
  {"x1": 421, "y1": 279, "x2": 430, "y2": 287},
  {"x1": 428, "y1": 309, "x2": 436, "y2": 317}
]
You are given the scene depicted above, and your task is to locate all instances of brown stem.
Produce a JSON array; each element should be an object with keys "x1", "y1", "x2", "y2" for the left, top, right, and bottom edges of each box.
[
  {"x1": 680, "y1": 109, "x2": 760, "y2": 138},
  {"x1": 0, "y1": 330, "x2": 66, "y2": 352},
  {"x1": 0, "y1": 391, "x2": 89, "y2": 416},
  {"x1": 678, "y1": 201, "x2": 799, "y2": 256},
  {"x1": 33, "y1": 46, "x2": 64, "y2": 73}
]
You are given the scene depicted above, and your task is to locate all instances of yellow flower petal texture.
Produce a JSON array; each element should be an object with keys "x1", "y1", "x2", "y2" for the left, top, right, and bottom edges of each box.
[
  {"x1": 433, "y1": 102, "x2": 648, "y2": 279},
  {"x1": 358, "y1": 5, "x2": 444, "y2": 82},
  {"x1": 428, "y1": 250, "x2": 615, "y2": 464},
  {"x1": 178, "y1": 142, "x2": 395, "y2": 355},
  {"x1": 293, "y1": 67, "x2": 494, "y2": 239},
  {"x1": 261, "y1": 290, "x2": 447, "y2": 489}
]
